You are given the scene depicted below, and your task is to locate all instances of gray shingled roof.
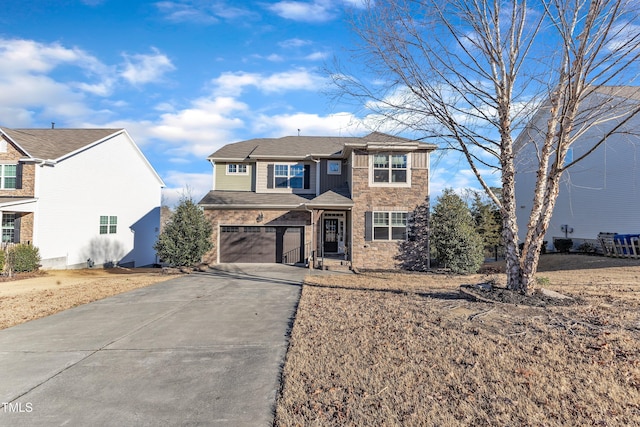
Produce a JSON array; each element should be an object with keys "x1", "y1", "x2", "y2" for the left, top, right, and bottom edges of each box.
[
  {"x1": 199, "y1": 189, "x2": 353, "y2": 209},
  {"x1": 208, "y1": 131, "x2": 435, "y2": 161},
  {"x1": 199, "y1": 191, "x2": 315, "y2": 208},
  {"x1": 0, "y1": 128, "x2": 122, "y2": 160},
  {"x1": 306, "y1": 187, "x2": 354, "y2": 208}
]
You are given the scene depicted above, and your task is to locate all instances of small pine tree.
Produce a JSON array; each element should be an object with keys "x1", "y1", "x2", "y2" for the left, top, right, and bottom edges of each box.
[
  {"x1": 397, "y1": 196, "x2": 431, "y2": 271},
  {"x1": 154, "y1": 197, "x2": 213, "y2": 267},
  {"x1": 431, "y1": 189, "x2": 484, "y2": 274},
  {"x1": 470, "y1": 190, "x2": 502, "y2": 252}
]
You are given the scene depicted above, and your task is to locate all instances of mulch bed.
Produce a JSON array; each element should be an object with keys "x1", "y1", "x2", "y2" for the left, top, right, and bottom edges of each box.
[{"x1": 460, "y1": 283, "x2": 583, "y2": 307}]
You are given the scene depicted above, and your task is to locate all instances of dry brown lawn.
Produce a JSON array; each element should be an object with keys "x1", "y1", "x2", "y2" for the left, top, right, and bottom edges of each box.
[
  {"x1": 0, "y1": 268, "x2": 177, "y2": 330},
  {"x1": 275, "y1": 254, "x2": 640, "y2": 426}
]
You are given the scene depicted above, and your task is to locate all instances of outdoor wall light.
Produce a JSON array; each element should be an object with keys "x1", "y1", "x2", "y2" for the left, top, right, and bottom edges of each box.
[{"x1": 256, "y1": 212, "x2": 264, "y2": 223}]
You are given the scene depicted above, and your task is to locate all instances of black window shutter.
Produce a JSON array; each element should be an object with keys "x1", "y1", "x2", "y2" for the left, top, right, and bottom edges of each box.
[
  {"x1": 16, "y1": 163, "x2": 23, "y2": 189},
  {"x1": 267, "y1": 164, "x2": 274, "y2": 189},
  {"x1": 304, "y1": 164, "x2": 311, "y2": 189},
  {"x1": 14, "y1": 214, "x2": 21, "y2": 243},
  {"x1": 364, "y1": 211, "x2": 372, "y2": 241}
]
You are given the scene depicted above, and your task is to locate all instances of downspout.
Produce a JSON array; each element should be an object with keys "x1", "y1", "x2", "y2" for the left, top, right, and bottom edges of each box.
[{"x1": 306, "y1": 155, "x2": 321, "y2": 196}]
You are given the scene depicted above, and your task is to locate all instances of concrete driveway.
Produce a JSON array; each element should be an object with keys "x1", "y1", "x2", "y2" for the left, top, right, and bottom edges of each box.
[{"x1": 0, "y1": 264, "x2": 306, "y2": 426}]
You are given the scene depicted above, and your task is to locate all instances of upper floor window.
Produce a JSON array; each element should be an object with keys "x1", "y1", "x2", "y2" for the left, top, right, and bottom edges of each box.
[
  {"x1": 100, "y1": 216, "x2": 117, "y2": 234},
  {"x1": 372, "y1": 153, "x2": 408, "y2": 184},
  {"x1": 227, "y1": 164, "x2": 248, "y2": 175},
  {"x1": 327, "y1": 160, "x2": 342, "y2": 175},
  {"x1": 274, "y1": 164, "x2": 309, "y2": 189},
  {"x1": 0, "y1": 164, "x2": 17, "y2": 189}
]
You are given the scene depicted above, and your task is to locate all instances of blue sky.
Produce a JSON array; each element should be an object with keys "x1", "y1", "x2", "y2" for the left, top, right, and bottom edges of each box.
[{"x1": 0, "y1": 0, "x2": 482, "y2": 205}]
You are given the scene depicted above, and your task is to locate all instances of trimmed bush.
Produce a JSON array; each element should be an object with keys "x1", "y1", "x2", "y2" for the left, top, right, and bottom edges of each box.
[
  {"x1": 553, "y1": 238, "x2": 573, "y2": 253},
  {"x1": 7, "y1": 244, "x2": 41, "y2": 273},
  {"x1": 0, "y1": 250, "x2": 5, "y2": 272}
]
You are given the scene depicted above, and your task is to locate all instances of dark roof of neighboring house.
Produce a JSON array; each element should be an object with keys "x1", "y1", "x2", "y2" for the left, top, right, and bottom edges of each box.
[
  {"x1": 199, "y1": 189, "x2": 354, "y2": 209},
  {"x1": 207, "y1": 131, "x2": 436, "y2": 161},
  {"x1": 0, "y1": 128, "x2": 122, "y2": 160}
]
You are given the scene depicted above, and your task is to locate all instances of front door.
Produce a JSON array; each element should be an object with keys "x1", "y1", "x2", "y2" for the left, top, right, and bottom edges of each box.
[{"x1": 324, "y1": 218, "x2": 338, "y2": 253}]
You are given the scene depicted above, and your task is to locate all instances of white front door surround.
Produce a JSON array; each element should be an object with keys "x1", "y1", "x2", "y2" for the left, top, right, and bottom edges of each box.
[{"x1": 323, "y1": 211, "x2": 345, "y2": 254}]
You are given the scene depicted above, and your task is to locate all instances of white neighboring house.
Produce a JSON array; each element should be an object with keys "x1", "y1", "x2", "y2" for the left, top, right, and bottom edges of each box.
[
  {"x1": 0, "y1": 127, "x2": 165, "y2": 269},
  {"x1": 515, "y1": 86, "x2": 640, "y2": 250}
]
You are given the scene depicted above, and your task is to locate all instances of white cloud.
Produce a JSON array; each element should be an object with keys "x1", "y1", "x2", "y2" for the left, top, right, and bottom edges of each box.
[
  {"x1": 155, "y1": 1, "x2": 220, "y2": 24},
  {"x1": 266, "y1": 0, "x2": 366, "y2": 22},
  {"x1": 251, "y1": 111, "x2": 363, "y2": 137},
  {"x1": 120, "y1": 48, "x2": 175, "y2": 85},
  {"x1": 279, "y1": 38, "x2": 312, "y2": 48},
  {"x1": 267, "y1": 1, "x2": 336, "y2": 22},
  {"x1": 0, "y1": 38, "x2": 176, "y2": 125},
  {"x1": 161, "y1": 171, "x2": 212, "y2": 207},
  {"x1": 155, "y1": 1, "x2": 256, "y2": 24},
  {"x1": 211, "y1": 69, "x2": 328, "y2": 96},
  {"x1": 304, "y1": 51, "x2": 330, "y2": 61}
]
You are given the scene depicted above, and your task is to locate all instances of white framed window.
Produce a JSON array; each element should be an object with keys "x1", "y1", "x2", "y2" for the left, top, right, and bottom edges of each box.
[
  {"x1": 0, "y1": 164, "x2": 17, "y2": 189},
  {"x1": 226, "y1": 164, "x2": 248, "y2": 175},
  {"x1": 99, "y1": 216, "x2": 117, "y2": 234},
  {"x1": 2, "y1": 213, "x2": 16, "y2": 242},
  {"x1": 372, "y1": 211, "x2": 408, "y2": 241},
  {"x1": 327, "y1": 160, "x2": 342, "y2": 175},
  {"x1": 371, "y1": 153, "x2": 410, "y2": 185},
  {"x1": 274, "y1": 164, "x2": 307, "y2": 189}
]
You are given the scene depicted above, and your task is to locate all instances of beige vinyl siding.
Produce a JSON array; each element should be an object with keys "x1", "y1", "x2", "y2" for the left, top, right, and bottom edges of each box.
[
  {"x1": 255, "y1": 160, "x2": 317, "y2": 194},
  {"x1": 353, "y1": 150, "x2": 369, "y2": 168},
  {"x1": 215, "y1": 163, "x2": 253, "y2": 191},
  {"x1": 412, "y1": 151, "x2": 429, "y2": 169}
]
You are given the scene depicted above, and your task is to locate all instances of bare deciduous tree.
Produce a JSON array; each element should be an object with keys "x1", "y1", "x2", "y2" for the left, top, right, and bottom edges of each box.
[{"x1": 334, "y1": 0, "x2": 640, "y2": 293}]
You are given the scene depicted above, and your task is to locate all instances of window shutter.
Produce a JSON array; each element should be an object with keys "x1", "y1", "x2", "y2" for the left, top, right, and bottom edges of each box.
[
  {"x1": 304, "y1": 164, "x2": 311, "y2": 189},
  {"x1": 14, "y1": 215, "x2": 21, "y2": 243},
  {"x1": 364, "y1": 211, "x2": 372, "y2": 241},
  {"x1": 15, "y1": 163, "x2": 23, "y2": 189},
  {"x1": 267, "y1": 164, "x2": 274, "y2": 189}
]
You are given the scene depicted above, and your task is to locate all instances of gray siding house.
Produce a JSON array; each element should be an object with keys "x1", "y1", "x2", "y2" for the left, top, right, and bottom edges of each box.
[{"x1": 515, "y1": 86, "x2": 640, "y2": 250}]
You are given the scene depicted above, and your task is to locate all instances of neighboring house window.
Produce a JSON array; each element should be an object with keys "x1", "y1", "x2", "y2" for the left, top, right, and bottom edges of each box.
[
  {"x1": 2, "y1": 213, "x2": 16, "y2": 242},
  {"x1": 273, "y1": 164, "x2": 310, "y2": 189},
  {"x1": 372, "y1": 153, "x2": 408, "y2": 184},
  {"x1": 100, "y1": 216, "x2": 117, "y2": 234},
  {"x1": 371, "y1": 211, "x2": 408, "y2": 241},
  {"x1": 327, "y1": 160, "x2": 342, "y2": 175},
  {"x1": 0, "y1": 164, "x2": 17, "y2": 189},
  {"x1": 227, "y1": 164, "x2": 248, "y2": 174}
]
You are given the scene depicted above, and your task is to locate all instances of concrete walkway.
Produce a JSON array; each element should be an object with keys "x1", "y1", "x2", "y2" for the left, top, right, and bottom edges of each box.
[{"x1": 0, "y1": 264, "x2": 306, "y2": 426}]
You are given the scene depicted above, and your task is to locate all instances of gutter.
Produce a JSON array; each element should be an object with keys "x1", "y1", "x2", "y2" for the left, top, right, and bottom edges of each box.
[{"x1": 19, "y1": 158, "x2": 57, "y2": 166}]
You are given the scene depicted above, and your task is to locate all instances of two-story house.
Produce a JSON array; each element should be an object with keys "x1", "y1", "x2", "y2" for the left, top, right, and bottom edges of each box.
[
  {"x1": 515, "y1": 86, "x2": 640, "y2": 251},
  {"x1": 0, "y1": 127, "x2": 165, "y2": 269},
  {"x1": 198, "y1": 132, "x2": 436, "y2": 270}
]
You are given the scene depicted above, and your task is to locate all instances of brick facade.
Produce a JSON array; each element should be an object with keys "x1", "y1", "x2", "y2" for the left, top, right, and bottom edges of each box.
[
  {"x1": 0, "y1": 136, "x2": 36, "y2": 244},
  {"x1": 0, "y1": 136, "x2": 36, "y2": 198},
  {"x1": 350, "y1": 167, "x2": 429, "y2": 270},
  {"x1": 202, "y1": 208, "x2": 312, "y2": 264}
]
